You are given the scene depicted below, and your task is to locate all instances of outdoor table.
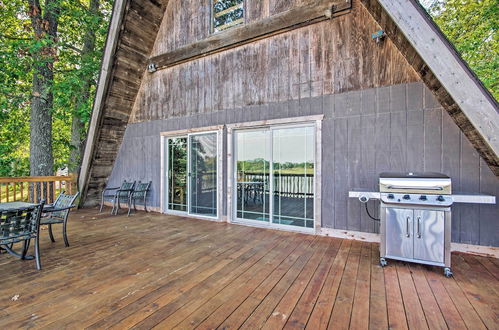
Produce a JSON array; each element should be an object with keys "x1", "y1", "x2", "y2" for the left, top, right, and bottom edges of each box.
[{"x1": 0, "y1": 201, "x2": 37, "y2": 212}]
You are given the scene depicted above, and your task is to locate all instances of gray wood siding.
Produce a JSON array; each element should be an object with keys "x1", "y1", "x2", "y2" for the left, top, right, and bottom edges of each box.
[{"x1": 108, "y1": 82, "x2": 498, "y2": 247}]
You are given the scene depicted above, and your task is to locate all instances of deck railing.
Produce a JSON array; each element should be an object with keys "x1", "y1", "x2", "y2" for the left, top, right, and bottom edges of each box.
[{"x1": 0, "y1": 174, "x2": 77, "y2": 204}]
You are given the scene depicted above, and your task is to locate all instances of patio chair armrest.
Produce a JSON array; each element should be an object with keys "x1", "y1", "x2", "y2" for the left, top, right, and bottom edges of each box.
[
  {"x1": 44, "y1": 204, "x2": 76, "y2": 213},
  {"x1": 117, "y1": 188, "x2": 134, "y2": 193},
  {"x1": 132, "y1": 189, "x2": 149, "y2": 193},
  {"x1": 103, "y1": 186, "x2": 120, "y2": 192}
]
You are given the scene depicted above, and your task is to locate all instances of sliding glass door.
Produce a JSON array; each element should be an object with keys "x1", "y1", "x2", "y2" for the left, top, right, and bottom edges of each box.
[
  {"x1": 189, "y1": 133, "x2": 218, "y2": 217},
  {"x1": 165, "y1": 132, "x2": 218, "y2": 218},
  {"x1": 235, "y1": 129, "x2": 271, "y2": 222},
  {"x1": 233, "y1": 125, "x2": 315, "y2": 230},
  {"x1": 272, "y1": 126, "x2": 315, "y2": 229}
]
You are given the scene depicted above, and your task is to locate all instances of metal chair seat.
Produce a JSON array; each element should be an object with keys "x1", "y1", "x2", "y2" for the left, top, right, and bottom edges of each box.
[
  {"x1": 40, "y1": 216, "x2": 64, "y2": 225},
  {"x1": 40, "y1": 192, "x2": 79, "y2": 247}
]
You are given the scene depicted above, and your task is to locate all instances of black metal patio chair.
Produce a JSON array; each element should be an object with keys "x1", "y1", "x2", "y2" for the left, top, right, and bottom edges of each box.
[
  {"x1": 41, "y1": 192, "x2": 79, "y2": 247},
  {"x1": 0, "y1": 200, "x2": 45, "y2": 270},
  {"x1": 100, "y1": 180, "x2": 135, "y2": 215},
  {"x1": 128, "y1": 181, "x2": 151, "y2": 216}
]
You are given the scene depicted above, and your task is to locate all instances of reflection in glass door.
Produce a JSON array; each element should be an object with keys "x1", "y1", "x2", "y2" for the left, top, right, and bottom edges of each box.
[
  {"x1": 165, "y1": 132, "x2": 218, "y2": 218},
  {"x1": 235, "y1": 130, "x2": 270, "y2": 222},
  {"x1": 167, "y1": 137, "x2": 187, "y2": 212},
  {"x1": 189, "y1": 133, "x2": 218, "y2": 217},
  {"x1": 272, "y1": 126, "x2": 315, "y2": 229},
  {"x1": 233, "y1": 125, "x2": 315, "y2": 230}
]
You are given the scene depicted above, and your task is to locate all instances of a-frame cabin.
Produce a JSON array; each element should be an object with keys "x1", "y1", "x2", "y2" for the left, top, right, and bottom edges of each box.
[{"x1": 80, "y1": 0, "x2": 498, "y2": 248}]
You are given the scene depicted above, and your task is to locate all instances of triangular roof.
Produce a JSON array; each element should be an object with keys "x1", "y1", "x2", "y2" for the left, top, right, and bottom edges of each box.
[{"x1": 79, "y1": 0, "x2": 498, "y2": 204}]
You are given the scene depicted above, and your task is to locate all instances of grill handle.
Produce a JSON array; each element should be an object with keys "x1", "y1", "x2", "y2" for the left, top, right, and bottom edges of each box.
[
  {"x1": 417, "y1": 217, "x2": 421, "y2": 238},
  {"x1": 386, "y1": 185, "x2": 444, "y2": 191},
  {"x1": 406, "y1": 217, "x2": 411, "y2": 238}
]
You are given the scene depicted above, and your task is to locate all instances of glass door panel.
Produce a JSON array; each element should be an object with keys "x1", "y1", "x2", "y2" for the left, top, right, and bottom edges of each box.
[
  {"x1": 167, "y1": 137, "x2": 188, "y2": 212},
  {"x1": 189, "y1": 133, "x2": 218, "y2": 217},
  {"x1": 272, "y1": 126, "x2": 315, "y2": 229},
  {"x1": 235, "y1": 130, "x2": 271, "y2": 222}
]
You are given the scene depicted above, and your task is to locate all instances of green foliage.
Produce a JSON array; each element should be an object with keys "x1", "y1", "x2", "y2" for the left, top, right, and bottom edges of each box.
[
  {"x1": 422, "y1": 0, "x2": 498, "y2": 100},
  {"x1": 0, "y1": 0, "x2": 112, "y2": 177}
]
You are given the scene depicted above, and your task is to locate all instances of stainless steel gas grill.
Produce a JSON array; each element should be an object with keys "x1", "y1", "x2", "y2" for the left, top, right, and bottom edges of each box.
[
  {"x1": 349, "y1": 172, "x2": 496, "y2": 277},
  {"x1": 379, "y1": 172, "x2": 453, "y2": 277}
]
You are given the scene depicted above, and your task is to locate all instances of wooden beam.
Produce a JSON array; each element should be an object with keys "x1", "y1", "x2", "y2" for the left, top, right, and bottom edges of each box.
[
  {"x1": 149, "y1": 0, "x2": 352, "y2": 70},
  {"x1": 377, "y1": 0, "x2": 499, "y2": 164},
  {"x1": 79, "y1": 0, "x2": 128, "y2": 202}
]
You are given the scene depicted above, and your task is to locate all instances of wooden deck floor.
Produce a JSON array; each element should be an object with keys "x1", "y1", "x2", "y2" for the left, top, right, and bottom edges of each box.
[{"x1": 0, "y1": 209, "x2": 498, "y2": 329}]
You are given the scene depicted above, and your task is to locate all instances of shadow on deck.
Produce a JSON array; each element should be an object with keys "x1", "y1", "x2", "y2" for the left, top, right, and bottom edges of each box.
[{"x1": 0, "y1": 208, "x2": 497, "y2": 328}]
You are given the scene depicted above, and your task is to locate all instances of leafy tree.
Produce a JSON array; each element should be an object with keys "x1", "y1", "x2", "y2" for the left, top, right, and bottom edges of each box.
[
  {"x1": 421, "y1": 0, "x2": 498, "y2": 100},
  {"x1": 0, "y1": 0, "x2": 112, "y2": 177}
]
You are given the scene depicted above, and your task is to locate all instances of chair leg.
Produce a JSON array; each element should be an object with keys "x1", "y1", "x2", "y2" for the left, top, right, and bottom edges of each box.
[
  {"x1": 35, "y1": 236, "x2": 41, "y2": 270},
  {"x1": 63, "y1": 221, "x2": 70, "y2": 247},
  {"x1": 127, "y1": 198, "x2": 132, "y2": 217},
  {"x1": 144, "y1": 197, "x2": 148, "y2": 212},
  {"x1": 48, "y1": 224, "x2": 55, "y2": 242},
  {"x1": 21, "y1": 239, "x2": 30, "y2": 259},
  {"x1": 100, "y1": 195, "x2": 104, "y2": 213}
]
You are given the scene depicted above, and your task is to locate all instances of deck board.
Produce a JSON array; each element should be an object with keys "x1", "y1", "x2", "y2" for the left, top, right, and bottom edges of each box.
[{"x1": 0, "y1": 208, "x2": 496, "y2": 329}]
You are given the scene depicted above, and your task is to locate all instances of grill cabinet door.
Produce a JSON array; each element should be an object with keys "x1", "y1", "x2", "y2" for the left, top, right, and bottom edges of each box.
[
  {"x1": 385, "y1": 208, "x2": 414, "y2": 259},
  {"x1": 413, "y1": 210, "x2": 444, "y2": 263}
]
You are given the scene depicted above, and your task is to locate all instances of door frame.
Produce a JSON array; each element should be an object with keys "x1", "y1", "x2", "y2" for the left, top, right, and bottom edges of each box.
[
  {"x1": 227, "y1": 115, "x2": 323, "y2": 233},
  {"x1": 160, "y1": 125, "x2": 224, "y2": 221}
]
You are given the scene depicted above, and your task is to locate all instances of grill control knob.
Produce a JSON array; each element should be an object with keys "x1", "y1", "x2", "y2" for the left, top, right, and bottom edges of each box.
[
  {"x1": 437, "y1": 195, "x2": 445, "y2": 202},
  {"x1": 403, "y1": 194, "x2": 410, "y2": 200},
  {"x1": 388, "y1": 194, "x2": 395, "y2": 199},
  {"x1": 419, "y1": 195, "x2": 427, "y2": 201}
]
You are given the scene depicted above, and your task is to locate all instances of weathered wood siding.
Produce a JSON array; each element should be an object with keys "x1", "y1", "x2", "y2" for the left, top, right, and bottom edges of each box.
[
  {"x1": 83, "y1": 0, "x2": 169, "y2": 204},
  {"x1": 109, "y1": 82, "x2": 498, "y2": 246},
  {"x1": 151, "y1": 0, "x2": 320, "y2": 57},
  {"x1": 131, "y1": 1, "x2": 419, "y2": 122}
]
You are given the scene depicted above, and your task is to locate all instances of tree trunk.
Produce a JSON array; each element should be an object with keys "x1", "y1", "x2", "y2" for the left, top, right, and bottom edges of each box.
[
  {"x1": 28, "y1": 0, "x2": 59, "y2": 177},
  {"x1": 69, "y1": 0, "x2": 101, "y2": 175}
]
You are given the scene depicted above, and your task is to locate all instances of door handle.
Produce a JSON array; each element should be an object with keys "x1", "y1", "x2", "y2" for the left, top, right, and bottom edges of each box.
[
  {"x1": 417, "y1": 217, "x2": 421, "y2": 238},
  {"x1": 406, "y1": 216, "x2": 410, "y2": 238}
]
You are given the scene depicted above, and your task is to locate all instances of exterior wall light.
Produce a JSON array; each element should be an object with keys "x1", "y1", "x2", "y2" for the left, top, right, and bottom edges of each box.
[{"x1": 147, "y1": 63, "x2": 157, "y2": 73}]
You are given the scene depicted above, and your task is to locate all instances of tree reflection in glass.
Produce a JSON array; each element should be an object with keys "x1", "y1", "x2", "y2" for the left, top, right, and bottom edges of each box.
[{"x1": 168, "y1": 137, "x2": 187, "y2": 211}]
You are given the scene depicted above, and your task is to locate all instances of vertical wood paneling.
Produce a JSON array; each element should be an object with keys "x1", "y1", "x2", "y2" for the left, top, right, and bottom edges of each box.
[
  {"x1": 322, "y1": 119, "x2": 335, "y2": 228},
  {"x1": 442, "y1": 110, "x2": 461, "y2": 242},
  {"x1": 310, "y1": 23, "x2": 323, "y2": 98},
  {"x1": 406, "y1": 110, "x2": 424, "y2": 172},
  {"x1": 424, "y1": 108, "x2": 442, "y2": 172},
  {"x1": 389, "y1": 111, "x2": 407, "y2": 172},
  {"x1": 289, "y1": 31, "x2": 300, "y2": 101},
  {"x1": 347, "y1": 116, "x2": 362, "y2": 231},
  {"x1": 375, "y1": 113, "x2": 390, "y2": 173},
  {"x1": 459, "y1": 134, "x2": 480, "y2": 244},
  {"x1": 360, "y1": 113, "x2": 377, "y2": 232},
  {"x1": 334, "y1": 118, "x2": 348, "y2": 230},
  {"x1": 299, "y1": 27, "x2": 311, "y2": 103},
  {"x1": 479, "y1": 158, "x2": 499, "y2": 246}
]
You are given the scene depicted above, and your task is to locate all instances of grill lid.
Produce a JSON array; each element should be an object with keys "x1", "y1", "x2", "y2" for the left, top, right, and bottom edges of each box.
[{"x1": 379, "y1": 172, "x2": 451, "y2": 194}]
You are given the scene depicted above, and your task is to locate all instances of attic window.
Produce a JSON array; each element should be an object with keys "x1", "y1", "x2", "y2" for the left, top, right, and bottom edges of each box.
[{"x1": 212, "y1": 0, "x2": 244, "y2": 33}]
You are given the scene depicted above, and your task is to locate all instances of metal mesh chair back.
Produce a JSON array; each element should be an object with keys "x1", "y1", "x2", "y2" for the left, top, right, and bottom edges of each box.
[
  {"x1": 0, "y1": 202, "x2": 44, "y2": 245},
  {"x1": 132, "y1": 181, "x2": 151, "y2": 199},
  {"x1": 117, "y1": 181, "x2": 135, "y2": 202},
  {"x1": 51, "y1": 193, "x2": 79, "y2": 219}
]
